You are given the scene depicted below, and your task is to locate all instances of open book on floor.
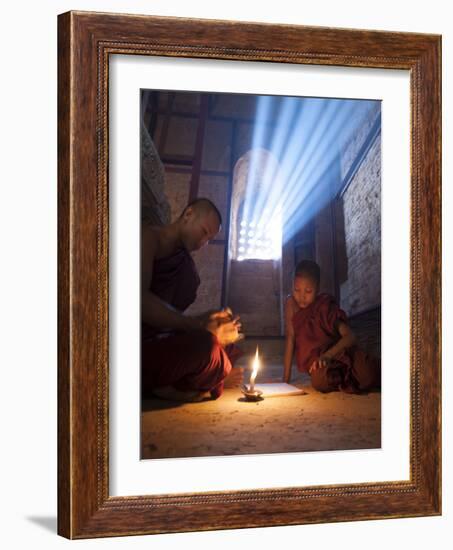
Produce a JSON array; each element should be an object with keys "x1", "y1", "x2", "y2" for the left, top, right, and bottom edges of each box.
[{"x1": 252, "y1": 383, "x2": 308, "y2": 397}]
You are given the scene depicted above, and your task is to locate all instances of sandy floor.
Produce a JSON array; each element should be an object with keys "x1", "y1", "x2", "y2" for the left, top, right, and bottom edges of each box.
[{"x1": 141, "y1": 374, "x2": 381, "y2": 459}]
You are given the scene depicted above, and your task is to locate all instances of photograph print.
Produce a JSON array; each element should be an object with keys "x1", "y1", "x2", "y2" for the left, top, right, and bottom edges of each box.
[{"x1": 140, "y1": 89, "x2": 382, "y2": 460}]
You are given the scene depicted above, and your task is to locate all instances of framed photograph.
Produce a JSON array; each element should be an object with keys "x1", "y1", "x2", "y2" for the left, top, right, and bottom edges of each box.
[{"x1": 57, "y1": 10, "x2": 441, "y2": 539}]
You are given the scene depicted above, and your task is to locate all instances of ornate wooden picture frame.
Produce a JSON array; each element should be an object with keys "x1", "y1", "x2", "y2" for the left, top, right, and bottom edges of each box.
[{"x1": 57, "y1": 10, "x2": 441, "y2": 539}]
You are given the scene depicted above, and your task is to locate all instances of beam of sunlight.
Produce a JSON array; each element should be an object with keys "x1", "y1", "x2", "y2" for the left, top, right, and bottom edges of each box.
[
  {"x1": 248, "y1": 97, "x2": 301, "y2": 222},
  {"x1": 235, "y1": 97, "x2": 380, "y2": 260},
  {"x1": 280, "y1": 102, "x2": 377, "y2": 238},
  {"x1": 242, "y1": 95, "x2": 273, "y2": 225},
  {"x1": 274, "y1": 101, "x2": 358, "y2": 223},
  {"x1": 253, "y1": 99, "x2": 343, "y2": 228}
]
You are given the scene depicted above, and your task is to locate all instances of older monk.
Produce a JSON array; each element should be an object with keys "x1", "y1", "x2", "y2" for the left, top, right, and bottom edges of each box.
[{"x1": 141, "y1": 197, "x2": 244, "y2": 402}]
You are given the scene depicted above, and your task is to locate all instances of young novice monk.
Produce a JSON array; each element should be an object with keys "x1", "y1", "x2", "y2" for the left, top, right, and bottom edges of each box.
[{"x1": 283, "y1": 260, "x2": 380, "y2": 393}]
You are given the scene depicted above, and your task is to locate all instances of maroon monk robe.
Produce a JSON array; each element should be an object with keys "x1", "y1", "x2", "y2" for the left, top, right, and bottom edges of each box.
[
  {"x1": 142, "y1": 246, "x2": 201, "y2": 341},
  {"x1": 141, "y1": 246, "x2": 241, "y2": 399},
  {"x1": 142, "y1": 330, "x2": 232, "y2": 399},
  {"x1": 292, "y1": 293, "x2": 380, "y2": 393}
]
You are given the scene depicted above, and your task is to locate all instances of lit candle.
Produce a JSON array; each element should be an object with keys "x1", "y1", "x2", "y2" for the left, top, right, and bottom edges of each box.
[{"x1": 250, "y1": 346, "x2": 260, "y2": 392}]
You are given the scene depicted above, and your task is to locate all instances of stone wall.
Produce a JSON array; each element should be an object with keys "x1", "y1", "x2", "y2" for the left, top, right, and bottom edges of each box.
[
  {"x1": 227, "y1": 259, "x2": 282, "y2": 336},
  {"x1": 340, "y1": 130, "x2": 381, "y2": 315},
  {"x1": 340, "y1": 102, "x2": 381, "y2": 181}
]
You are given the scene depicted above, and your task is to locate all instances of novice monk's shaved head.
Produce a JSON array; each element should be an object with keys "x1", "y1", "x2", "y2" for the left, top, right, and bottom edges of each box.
[
  {"x1": 294, "y1": 260, "x2": 321, "y2": 287},
  {"x1": 292, "y1": 260, "x2": 321, "y2": 309}
]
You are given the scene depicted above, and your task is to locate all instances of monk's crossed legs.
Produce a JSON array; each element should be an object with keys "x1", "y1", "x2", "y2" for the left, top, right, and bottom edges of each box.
[{"x1": 141, "y1": 330, "x2": 232, "y2": 401}]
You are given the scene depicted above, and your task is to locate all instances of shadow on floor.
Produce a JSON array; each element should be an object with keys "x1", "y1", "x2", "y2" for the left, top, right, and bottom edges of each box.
[
  {"x1": 142, "y1": 397, "x2": 187, "y2": 412},
  {"x1": 25, "y1": 516, "x2": 57, "y2": 534}
]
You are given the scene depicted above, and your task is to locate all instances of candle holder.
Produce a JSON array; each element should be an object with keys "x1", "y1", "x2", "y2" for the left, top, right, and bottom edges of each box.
[{"x1": 241, "y1": 384, "x2": 263, "y2": 401}]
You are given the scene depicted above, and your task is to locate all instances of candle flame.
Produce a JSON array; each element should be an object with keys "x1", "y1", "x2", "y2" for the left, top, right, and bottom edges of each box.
[{"x1": 250, "y1": 346, "x2": 260, "y2": 387}]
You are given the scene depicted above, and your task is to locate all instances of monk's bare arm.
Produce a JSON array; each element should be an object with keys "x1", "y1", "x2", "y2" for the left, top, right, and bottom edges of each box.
[
  {"x1": 283, "y1": 297, "x2": 295, "y2": 383},
  {"x1": 323, "y1": 321, "x2": 357, "y2": 359},
  {"x1": 141, "y1": 226, "x2": 199, "y2": 331}
]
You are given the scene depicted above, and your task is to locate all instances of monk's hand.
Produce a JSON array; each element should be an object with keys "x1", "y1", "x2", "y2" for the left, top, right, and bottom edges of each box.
[
  {"x1": 216, "y1": 317, "x2": 243, "y2": 347},
  {"x1": 194, "y1": 308, "x2": 233, "y2": 331},
  {"x1": 206, "y1": 314, "x2": 243, "y2": 346},
  {"x1": 309, "y1": 354, "x2": 332, "y2": 374}
]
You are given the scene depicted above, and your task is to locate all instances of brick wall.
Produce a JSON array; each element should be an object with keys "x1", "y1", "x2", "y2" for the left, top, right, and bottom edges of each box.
[
  {"x1": 227, "y1": 259, "x2": 282, "y2": 335},
  {"x1": 340, "y1": 135, "x2": 381, "y2": 315}
]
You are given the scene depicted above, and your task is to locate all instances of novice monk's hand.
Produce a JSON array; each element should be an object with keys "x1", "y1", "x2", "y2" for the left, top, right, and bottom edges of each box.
[{"x1": 309, "y1": 354, "x2": 332, "y2": 374}]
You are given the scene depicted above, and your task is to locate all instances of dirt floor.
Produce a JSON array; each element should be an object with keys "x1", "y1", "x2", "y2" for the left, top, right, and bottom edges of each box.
[{"x1": 141, "y1": 369, "x2": 381, "y2": 460}]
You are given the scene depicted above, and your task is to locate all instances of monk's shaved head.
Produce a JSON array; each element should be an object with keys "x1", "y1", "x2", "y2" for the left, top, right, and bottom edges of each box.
[
  {"x1": 180, "y1": 197, "x2": 222, "y2": 226},
  {"x1": 178, "y1": 197, "x2": 222, "y2": 251}
]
